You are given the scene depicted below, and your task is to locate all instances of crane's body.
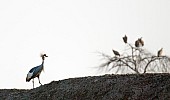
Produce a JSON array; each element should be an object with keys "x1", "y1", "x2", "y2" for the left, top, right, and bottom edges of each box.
[
  {"x1": 26, "y1": 63, "x2": 44, "y2": 82},
  {"x1": 26, "y1": 54, "x2": 48, "y2": 88}
]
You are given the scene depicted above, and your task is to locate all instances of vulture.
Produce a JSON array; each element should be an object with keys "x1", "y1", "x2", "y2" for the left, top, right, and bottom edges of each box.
[
  {"x1": 122, "y1": 35, "x2": 127, "y2": 44},
  {"x1": 138, "y1": 37, "x2": 144, "y2": 46},
  {"x1": 135, "y1": 40, "x2": 140, "y2": 47},
  {"x1": 157, "y1": 48, "x2": 163, "y2": 57},
  {"x1": 112, "y1": 49, "x2": 120, "y2": 56}
]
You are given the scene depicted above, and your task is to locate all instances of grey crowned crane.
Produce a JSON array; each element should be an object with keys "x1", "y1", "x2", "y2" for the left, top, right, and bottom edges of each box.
[
  {"x1": 157, "y1": 48, "x2": 163, "y2": 57},
  {"x1": 26, "y1": 54, "x2": 48, "y2": 88},
  {"x1": 122, "y1": 35, "x2": 128, "y2": 44}
]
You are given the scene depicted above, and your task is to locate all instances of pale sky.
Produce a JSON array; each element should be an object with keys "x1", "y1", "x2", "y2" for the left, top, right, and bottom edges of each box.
[{"x1": 0, "y1": 0, "x2": 170, "y2": 89}]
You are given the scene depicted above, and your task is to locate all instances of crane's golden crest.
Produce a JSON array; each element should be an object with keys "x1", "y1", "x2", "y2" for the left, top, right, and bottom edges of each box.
[
  {"x1": 40, "y1": 53, "x2": 45, "y2": 57},
  {"x1": 40, "y1": 52, "x2": 48, "y2": 57}
]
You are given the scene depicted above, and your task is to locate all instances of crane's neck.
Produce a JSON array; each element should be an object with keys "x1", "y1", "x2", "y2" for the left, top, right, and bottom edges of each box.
[
  {"x1": 42, "y1": 60, "x2": 45, "y2": 65},
  {"x1": 40, "y1": 60, "x2": 45, "y2": 72}
]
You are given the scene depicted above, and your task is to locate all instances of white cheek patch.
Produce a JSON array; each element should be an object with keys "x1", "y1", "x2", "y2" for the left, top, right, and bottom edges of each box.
[{"x1": 27, "y1": 72, "x2": 33, "y2": 80}]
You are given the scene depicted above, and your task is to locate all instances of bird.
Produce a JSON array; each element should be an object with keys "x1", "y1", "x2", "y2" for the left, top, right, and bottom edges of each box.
[
  {"x1": 122, "y1": 35, "x2": 127, "y2": 44},
  {"x1": 26, "y1": 53, "x2": 48, "y2": 88},
  {"x1": 112, "y1": 49, "x2": 120, "y2": 56},
  {"x1": 157, "y1": 48, "x2": 163, "y2": 57},
  {"x1": 135, "y1": 39, "x2": 140, "y2": 47},
  {"x1": 138, "y1": 37, "x2": 144, "y2": 46}
]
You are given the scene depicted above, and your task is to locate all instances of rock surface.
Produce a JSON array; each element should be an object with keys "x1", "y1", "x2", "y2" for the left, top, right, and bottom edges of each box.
[{"x1": 1, "y1": 73, "x2": 170, "y2": 100}]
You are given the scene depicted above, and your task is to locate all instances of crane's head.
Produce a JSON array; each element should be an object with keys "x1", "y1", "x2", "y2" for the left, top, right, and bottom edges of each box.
[{"x1": 41, "y1": 53, "x2": 48, "y2": 60}]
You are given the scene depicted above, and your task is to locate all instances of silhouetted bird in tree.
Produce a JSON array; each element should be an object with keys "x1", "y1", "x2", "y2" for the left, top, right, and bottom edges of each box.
[
  {"x1": 112, "y1": 49, "x2": 120, "y2": 56},
  {"x1": 157, "y1": 48, "x2": 163, "y2": 57},
  {"x1": 26, "y1": 53, "x2": 48, "y2": 88},
  {"x1": 138, "y1": 37, "x2": 144, "y2": 46},
  {"x1": 122, "y1": 35, "x2": 127, "y2": 44},
  {"x1": 135, "y1": 39, "x2": 140, "y2": 47},
  {"x1": 135, "y1": 37, "x2": 144, "y2": 47}
]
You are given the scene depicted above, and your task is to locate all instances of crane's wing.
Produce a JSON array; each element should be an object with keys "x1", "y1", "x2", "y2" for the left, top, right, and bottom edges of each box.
[
  {"x1": 26, "y1": 64, "x2": 44, "y2": 82},
  {"x1": 26, "y1": 67, "x2": 36, "y2": 82},
  {"x1": 31, "y1": 64, "x2": 43, "y2": 78}
]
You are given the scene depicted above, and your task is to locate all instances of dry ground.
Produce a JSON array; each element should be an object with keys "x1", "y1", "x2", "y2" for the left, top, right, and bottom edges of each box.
[{"x1": 1, "y1": 73, "x2": 170, "y2": 100}]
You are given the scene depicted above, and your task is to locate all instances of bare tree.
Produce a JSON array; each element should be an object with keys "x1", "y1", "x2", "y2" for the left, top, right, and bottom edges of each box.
[{"x1": 98, "y1": 36, "x2": 170, "y2": 74}]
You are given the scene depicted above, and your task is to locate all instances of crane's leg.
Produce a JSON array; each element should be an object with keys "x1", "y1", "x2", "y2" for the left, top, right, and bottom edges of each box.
[
  {"x1": 37, "y1": 76, "x2": 42, "y2": 85},
  {"x1": 32, "y1": 79, "x2": 34, "y2": 88}
]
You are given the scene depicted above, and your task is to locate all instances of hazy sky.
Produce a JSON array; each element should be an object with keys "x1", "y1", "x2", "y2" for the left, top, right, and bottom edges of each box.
[{"x1": 0, "y1": 0, "x2": 170, "y2": 89}]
